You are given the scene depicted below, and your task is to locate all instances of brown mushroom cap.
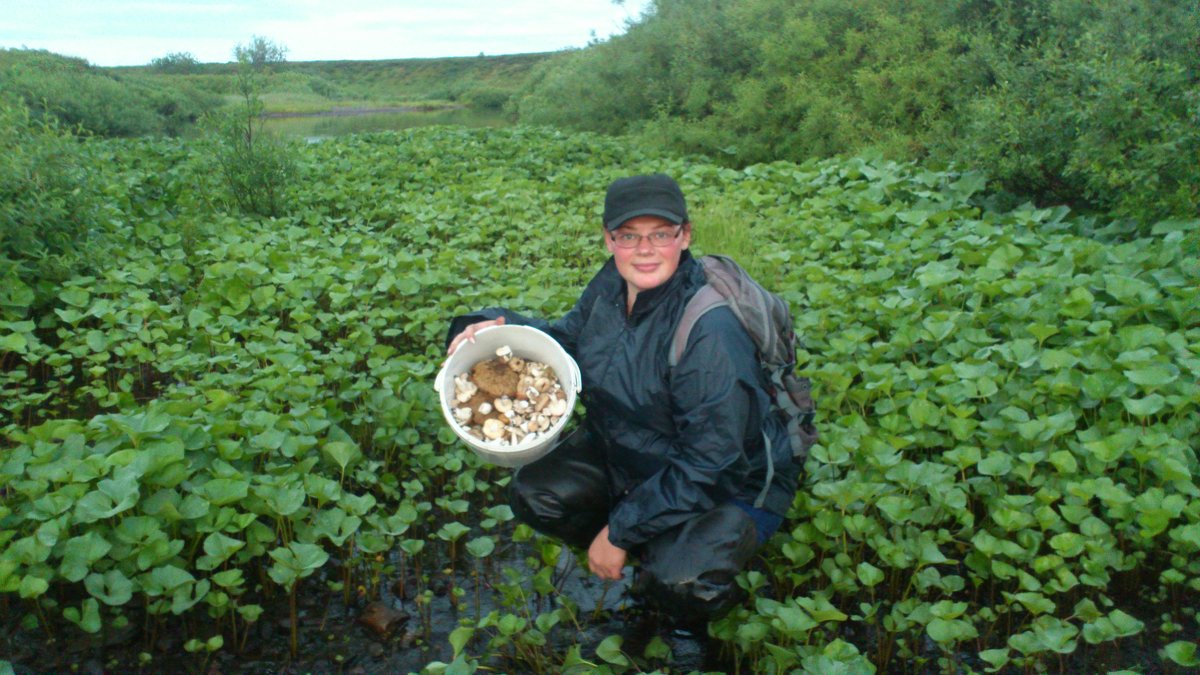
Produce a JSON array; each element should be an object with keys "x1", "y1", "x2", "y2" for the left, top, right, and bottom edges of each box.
[{"x1": 471, "y1": 357, "x2": 521, "y2": 398}]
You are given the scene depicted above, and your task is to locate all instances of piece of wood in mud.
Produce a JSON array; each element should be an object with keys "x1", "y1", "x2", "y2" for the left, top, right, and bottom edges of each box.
[{"x1": 357, "y1": 601, "x2": 409, "y2": 638}]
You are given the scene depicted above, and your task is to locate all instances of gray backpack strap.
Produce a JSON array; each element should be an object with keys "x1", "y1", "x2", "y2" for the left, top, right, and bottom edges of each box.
[
  {"x1": 754, "y1": 431, "x2": 775, "y2": 509},
  {"x1": 669, "y1": 284, "x2": 728, "y2": 368}
]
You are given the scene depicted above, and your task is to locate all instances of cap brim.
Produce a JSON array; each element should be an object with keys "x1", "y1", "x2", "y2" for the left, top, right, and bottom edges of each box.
[{"x1": 604, "y1": 208, "x2": 685, "y2": 230}]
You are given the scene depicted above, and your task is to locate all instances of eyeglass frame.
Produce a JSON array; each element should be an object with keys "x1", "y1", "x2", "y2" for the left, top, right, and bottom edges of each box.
[{"x1": 607, "y1": 224, "x2": 687, "y2": 249}]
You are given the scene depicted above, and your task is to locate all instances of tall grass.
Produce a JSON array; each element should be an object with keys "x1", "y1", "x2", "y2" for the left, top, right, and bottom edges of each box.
[{"x1": 690, "y1": 200, "x2": 767, "y2": 279}]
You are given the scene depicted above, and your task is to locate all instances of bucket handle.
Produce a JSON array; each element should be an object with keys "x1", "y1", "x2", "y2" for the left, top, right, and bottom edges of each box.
[
  {"x1": 434, "y1": 324, "x2": 583, "y2": 391},
  {"x1": 434, "y1": 346, "x2": 581, "y2": 394},
  {"x1": 433, "y1": 361, "x2": 449, "y2": 394},
  {"x1": 563, "y1": 351, "x2": 582, "y2": 393}
]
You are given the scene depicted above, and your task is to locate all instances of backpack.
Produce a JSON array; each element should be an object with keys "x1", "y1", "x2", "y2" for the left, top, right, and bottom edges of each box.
[{"x1": 670, "y1": 255, "x2": 818, "y2": 507}]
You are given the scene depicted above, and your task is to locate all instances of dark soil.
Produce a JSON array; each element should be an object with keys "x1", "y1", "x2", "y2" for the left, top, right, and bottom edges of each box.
[
  {"x1": 0, "y1": 541, "x2": 722, "y2": 675},
  {"x1": 3, "y1": 539, "x2": 1193, "y2": 674}
]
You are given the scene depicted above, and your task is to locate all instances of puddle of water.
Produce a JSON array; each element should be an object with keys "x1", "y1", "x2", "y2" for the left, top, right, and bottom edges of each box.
[{"x1": 263, "y1": 107, "x2": 510, "y2": 140}]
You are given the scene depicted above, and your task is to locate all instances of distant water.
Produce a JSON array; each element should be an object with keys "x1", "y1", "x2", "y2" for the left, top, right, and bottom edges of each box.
[{"x1": 263, "y1": 107, "x2": 510, "y2": 140}]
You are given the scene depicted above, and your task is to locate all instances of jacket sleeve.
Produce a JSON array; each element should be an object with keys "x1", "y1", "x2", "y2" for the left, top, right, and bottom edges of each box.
[{"x1": 605, "y1": 308, "x2": 767, "y2": 549}]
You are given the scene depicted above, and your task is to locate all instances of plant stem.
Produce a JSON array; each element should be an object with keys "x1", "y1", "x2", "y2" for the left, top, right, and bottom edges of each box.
[
  {"x1": 289, "y1": 585, "x2": 298, "y2": 659},
  {"x1": 474, "y1": 563, "x2": 482, "y2": 622},
  {"x1": 592, "y1": 580, "x2": 612, "y2": 622}
]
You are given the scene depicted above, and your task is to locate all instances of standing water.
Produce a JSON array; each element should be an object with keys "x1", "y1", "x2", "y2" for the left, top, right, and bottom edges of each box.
[{"x1": 263, "y1": 106, "x2": 510, "y2": 141}]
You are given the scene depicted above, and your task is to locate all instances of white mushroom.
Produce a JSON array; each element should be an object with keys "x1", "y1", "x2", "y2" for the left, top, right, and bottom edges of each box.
[
  {"x1": 482, "y1": 418, "x2": 506, "y2": 440},
  {"x1": 454, "y1": 373, "x2": 478, "y2": 403},
  {"x1": 514, "y1": 375, "x2": 534, "y2": 399},
  {"x1": 450, "y1": 351, "x2": 570, "y2": 447}
]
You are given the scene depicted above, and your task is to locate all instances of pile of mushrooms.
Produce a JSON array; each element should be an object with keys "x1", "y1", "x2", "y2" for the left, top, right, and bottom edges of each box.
[{"x1": 451, "y1": 345, "x2": 568, "y2": 447}]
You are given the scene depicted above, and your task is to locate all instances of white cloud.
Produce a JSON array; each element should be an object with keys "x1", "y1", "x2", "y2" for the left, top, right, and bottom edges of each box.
[{"x1": 0, "y1": 0, "x2": 651, "y2": 66}]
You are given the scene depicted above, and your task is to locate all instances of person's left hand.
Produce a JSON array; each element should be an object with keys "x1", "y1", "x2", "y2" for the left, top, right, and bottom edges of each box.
[{"x1": 588, "y1": 525, "x2": 627, "y2": 580}]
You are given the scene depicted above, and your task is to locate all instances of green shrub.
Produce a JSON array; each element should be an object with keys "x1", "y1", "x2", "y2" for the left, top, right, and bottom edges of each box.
[
  {"x1": 514, "y1": 0, "x2": 1199, "y2": 227},
  {"x1": 150, "y1": 51, "x2": 200, "y2": 74},
  {"x1": 941, "y1": 1, "x2": 1200, "y2": 226},
  {"x1": 206, "y1": 111, "x2": 297, "y2": 218},
  {"x1": 205, "y1": 40, "x2": 298, "y2": 217},
  {"x1": 307, "y1": 74, "x2": 344, "y2": 99},
  {"x1": 460, "y1": 85, "x2": 512, "y2": 111},
  {"x1": 0, "y1": 101, "x2": 101, "y2": 314}
]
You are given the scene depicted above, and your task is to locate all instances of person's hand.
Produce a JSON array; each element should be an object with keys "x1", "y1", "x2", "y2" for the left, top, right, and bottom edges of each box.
[
  {"x1": 587, "y1": 525, "x2": 627, "y2": 581},
  {"x1": 447, "y1": 316, "x2": 506, "y2": 356}
]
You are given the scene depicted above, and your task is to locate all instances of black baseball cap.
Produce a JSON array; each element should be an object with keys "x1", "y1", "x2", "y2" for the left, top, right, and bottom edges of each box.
[{"x1": 602, "y1": 174, "x2": 689, "y2": 231}]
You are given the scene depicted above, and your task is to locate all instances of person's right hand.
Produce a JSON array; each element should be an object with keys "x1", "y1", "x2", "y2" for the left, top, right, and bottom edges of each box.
[
  {"x1": 446, "y1": 316, "x2": 506, "y2": 356},
  {"x1": 587, "y1": 525, "x2": 627, "y2": 581}
]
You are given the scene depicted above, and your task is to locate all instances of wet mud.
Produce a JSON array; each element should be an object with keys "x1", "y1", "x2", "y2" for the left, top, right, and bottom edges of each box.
[{"x1": 1, "y1": 537, "x2": 723, "y2": 675}]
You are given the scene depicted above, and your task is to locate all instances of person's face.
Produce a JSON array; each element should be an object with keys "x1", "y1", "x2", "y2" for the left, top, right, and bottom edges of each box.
[{"x1": 604, "y1": 215, "x2": 691, "y2": 296}]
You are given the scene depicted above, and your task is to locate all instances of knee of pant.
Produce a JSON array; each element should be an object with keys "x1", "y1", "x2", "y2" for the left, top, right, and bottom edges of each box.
[
  {"x1": 506, "y1": 473, "x2": 580, "y2": 530},
  {"x1": 507, "y1": 473, "x2": 556, "y2": 527},
  {"x1": 508, "y1": 474, "x2": 599, "y2": 549},
  {"x1": 633, "y1": 565, "x2": 746, "y2": 620}
]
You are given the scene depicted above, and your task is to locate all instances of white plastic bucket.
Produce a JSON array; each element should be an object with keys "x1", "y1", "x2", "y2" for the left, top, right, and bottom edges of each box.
[{"x1": 434, "y1": 325, "x2": 582, "y2": 468}]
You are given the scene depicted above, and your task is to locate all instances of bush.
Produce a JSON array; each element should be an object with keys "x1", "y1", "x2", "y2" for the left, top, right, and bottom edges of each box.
[
  {"x1": 307, "y1": 75, "x2": 344, "y2": 99},
  {"x1": 940, "y1": 1, "x2": 1200, "y2": 226},
  {"x1": 0, "y1": 101, "x2": 100, "y2": 313},
  {"x1": 514, "y1": 0, "x2": 1199, "y2": 226},
  {"x1": 0, "y1": 48, "x2": 222, "y2": 138},
  {"x1": 206, "y1": 38, "x2": 297, "y2": 218},
  {"x1": 206, "y1": 112, "x2": 297, "y2": 218},
  {"x1": 150, "y1": 51, "x2": 200, "y2": 74},
  {"x1": 460, "y1": 85, "x2": 512, "y2": 111}
]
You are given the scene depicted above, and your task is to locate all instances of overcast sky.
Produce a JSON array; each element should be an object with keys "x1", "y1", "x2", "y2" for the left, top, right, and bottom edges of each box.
[{"x1": 2, "y1": 0, "x2": 654, "y2": 66}]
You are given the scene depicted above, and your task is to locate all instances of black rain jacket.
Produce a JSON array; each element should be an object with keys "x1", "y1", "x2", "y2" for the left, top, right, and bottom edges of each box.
[{"x1": 446, "y1": 250, "x2": 800, "y2": 549}]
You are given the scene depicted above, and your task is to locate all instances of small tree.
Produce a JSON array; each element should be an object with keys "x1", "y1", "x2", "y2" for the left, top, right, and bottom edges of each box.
[
  {"x1": 150, "y1": 52, "x2": 200, "y2": 73},
  {"x1": 208, "y1": 37, "x2": 295, "y2": 217},
  {"x1": 236, "y1": 36, "x2": 288, "y2": 69}
]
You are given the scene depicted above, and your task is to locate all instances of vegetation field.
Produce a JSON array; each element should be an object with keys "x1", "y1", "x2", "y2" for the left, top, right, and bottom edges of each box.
[
  {"x1": 117, "y1": 52, "x2": 552, "y2": 116},
  {"x1": 1, "y1": 47, "x2": 548, "y2": 140},
  {"x1": 1, "y1": 125, "x2": 1197, "y2": 673}
]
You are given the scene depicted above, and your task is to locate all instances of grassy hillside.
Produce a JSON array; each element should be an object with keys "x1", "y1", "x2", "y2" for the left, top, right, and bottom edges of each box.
[
  {"x1": 0, "y1": 47, "x2": 553, "y2": 137},
  {"x1": 111, "y1": 52, "x2": 555, "y2": 114},
  {"x1": 0, "y1": 48, "x2": 221, "y2": 136}
]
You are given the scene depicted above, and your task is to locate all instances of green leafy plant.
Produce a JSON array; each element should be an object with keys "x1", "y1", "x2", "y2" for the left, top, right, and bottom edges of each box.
[
  {"x1": 206, "y1": 37, "x2": 296, "y2": 217},
  {"x1": 1, "y1": 125, "x2": 1196, "y2": 674}
]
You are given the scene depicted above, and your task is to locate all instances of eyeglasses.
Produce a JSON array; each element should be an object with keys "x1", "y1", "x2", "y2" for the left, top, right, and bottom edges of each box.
[{"x1": 609, "y1": 226, "x2": 684, "y2": 249}]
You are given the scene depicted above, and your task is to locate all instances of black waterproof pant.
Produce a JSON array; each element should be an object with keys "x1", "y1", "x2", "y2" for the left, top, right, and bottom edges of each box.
[{"x1": 509, "y1": 428, "x2": 760, "y2": 620}]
